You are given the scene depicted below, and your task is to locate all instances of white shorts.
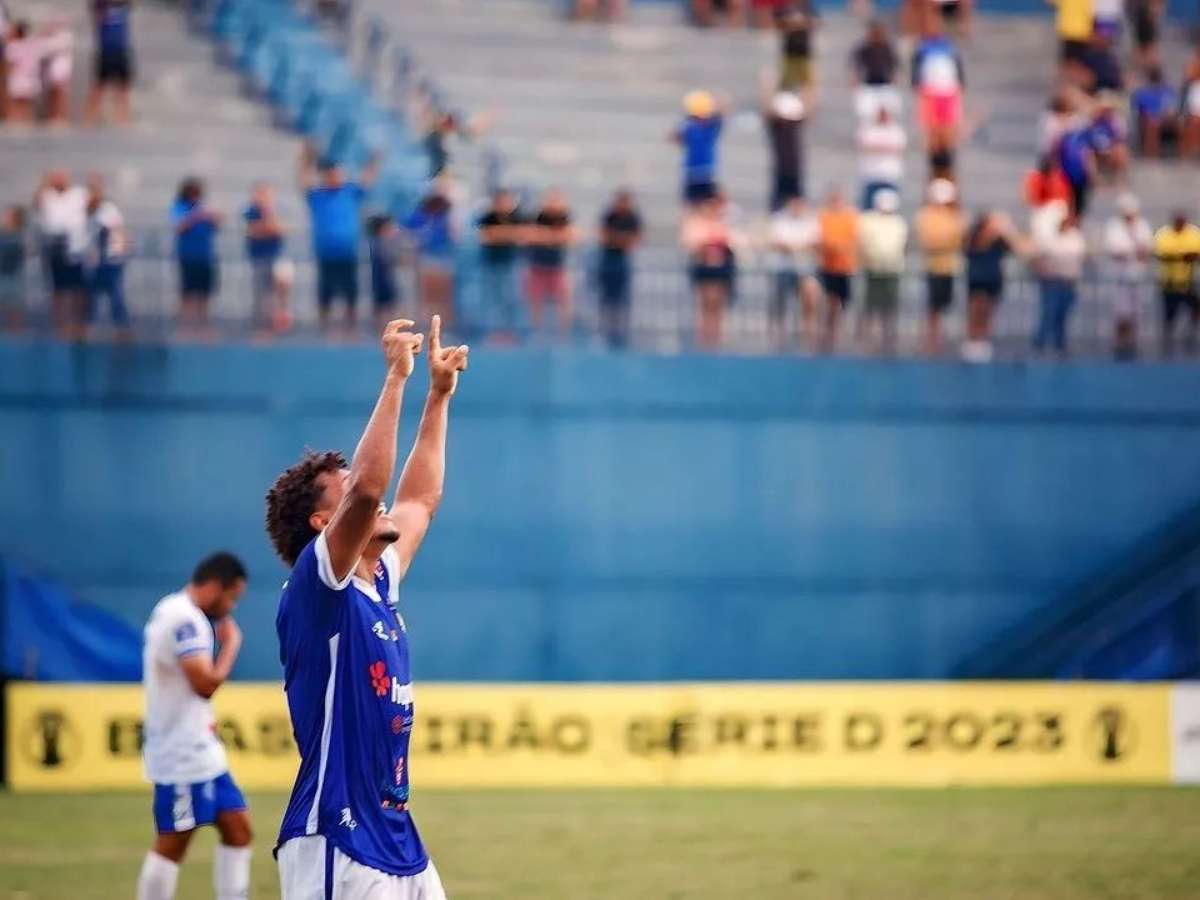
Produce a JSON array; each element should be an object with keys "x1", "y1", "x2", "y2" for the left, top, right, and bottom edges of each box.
[{"x1": 278, "y1": 835, "x2": 447, "y2": 900}]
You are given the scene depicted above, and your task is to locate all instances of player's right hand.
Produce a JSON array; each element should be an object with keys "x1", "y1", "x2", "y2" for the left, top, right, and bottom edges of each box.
[
  {"x1": 214, "y1": 616, "x2": 242, "y2": 650},
  {"x1": 382, "y1": 319, "x2": 424, "y2": 378}
]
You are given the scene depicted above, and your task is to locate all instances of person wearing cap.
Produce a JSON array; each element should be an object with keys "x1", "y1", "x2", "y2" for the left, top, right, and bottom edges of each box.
[
  {"x1": 1103, "y1": 193, "x2": 1153, "y2": 359},
  {"x1": 915, "y1": 177, "x2": 964, "y2": 355},
  {"x1": 671, "y1": 91, "x2": 725, "y2": 205},
  {"x1": 1152, "y1": 210, "x2": 1200, "y2": 356},
  {"x1": 298, "y1": 142, "x2": 381, "y2": 333},
  {"x1": 857, "y1": 104, "x2": 907, "y2": 211},
  {"x1": 857, "y1": 188, "x2": 908, "y2": 355},
  {"x1": 762, "y1": 88, "x2": 806, "y2": 211},
  {"x1": 963, "y1": 210, "x2": 1029, "y2": 363}
]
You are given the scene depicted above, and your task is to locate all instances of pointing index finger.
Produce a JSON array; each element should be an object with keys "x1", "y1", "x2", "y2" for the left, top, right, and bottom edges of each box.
[{"x1": 429, "y1": 314, "x2": 442, "y2": 355}]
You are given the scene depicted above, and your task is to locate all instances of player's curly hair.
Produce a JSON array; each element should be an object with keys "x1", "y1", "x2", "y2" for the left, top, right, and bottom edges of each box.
[{"x1": 265, "y1": 450, "x2": 348, "y2": 565}]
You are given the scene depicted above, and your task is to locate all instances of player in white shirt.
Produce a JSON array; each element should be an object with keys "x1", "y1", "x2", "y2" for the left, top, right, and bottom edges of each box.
[{"x1": 137, "y1": 552, "x2": 253, "y2": 900}]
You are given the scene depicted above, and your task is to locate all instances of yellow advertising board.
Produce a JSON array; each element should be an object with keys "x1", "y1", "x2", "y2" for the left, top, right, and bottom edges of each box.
[{"x1": 5, "y1": 682, "x2": 1171, "y2": 791}]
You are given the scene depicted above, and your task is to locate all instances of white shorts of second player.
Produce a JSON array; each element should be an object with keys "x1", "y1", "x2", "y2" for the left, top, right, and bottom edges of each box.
[{"x1": 278, "y1": 835, "x2": 447, "y2": 900}]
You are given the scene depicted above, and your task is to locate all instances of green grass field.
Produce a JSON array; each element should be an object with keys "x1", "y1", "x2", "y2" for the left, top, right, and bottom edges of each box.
[{"x1": 1, "y1": 788, "x2": 1199, "y2": 899}]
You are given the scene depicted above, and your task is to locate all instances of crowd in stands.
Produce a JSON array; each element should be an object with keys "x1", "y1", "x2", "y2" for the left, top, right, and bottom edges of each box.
[{"x1": 1, "y1": 0, "x2": 134, "y2": 127}]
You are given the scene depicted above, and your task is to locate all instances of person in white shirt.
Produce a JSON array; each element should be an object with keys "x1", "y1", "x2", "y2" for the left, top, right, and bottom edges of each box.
[
  {"x1": 4, "y1": 20, "x2": 42, "y2": 124},
  {"x1": 1103, "y1": 192, "x2": 1153, "y2": 359},
  {"x1": 43, "y1": 18, "x2": 74, "y2": 126},
  {"x1": 857, "y1": 105, "x2": 907, "y2": 211},
  {"x1": 137, "y1": 552, "x2": 253, "y2": 900},
  {"x1": 1034, "y1": 211, "x2": 1088, "y2": 358},
  {"x1": 765, "y1": 195, "x2": 822, "y2": 349},
  {"x1": 35, "y1": 169, "x2": 90, "y2": 338},
  {"x1": 86, "y1": 173, "x2": 131, "y2": 335}
]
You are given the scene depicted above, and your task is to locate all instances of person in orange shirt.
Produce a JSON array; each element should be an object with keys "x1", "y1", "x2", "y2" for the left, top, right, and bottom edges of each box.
[
  {"x1": 817, "y1": 185, "x2": 859, "y2": 353},
  {"x1": 1024, "y1": 155, "x2": 1074, "y2": 211}
]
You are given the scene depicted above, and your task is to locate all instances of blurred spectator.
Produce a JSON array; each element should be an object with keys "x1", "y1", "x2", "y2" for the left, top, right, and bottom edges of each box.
[
  {"x1": 1087, "y1": 96, "x2": 1129, "y2": 182},
  {"x1": 1183, "y1": 55, "x2": 1200, "y2": 157},
  {"x1": 35, "y1": 169, "x2": 89, "y2": 339},
  {"x1": 573, "y1": 0, "x2": 625, "y2": 21},
  {"x1": 857, "y1": 188, "x2": 907, "y2": 355},
  {"x1": 690, "y1": 0, "x2": 744, "y2": 28},
  {"x1": 816, "y1": 185, "x2": 859, "y2": 353},
  {"x1": 915, "y1": 177, "x2": 964, "y2": 355},
  {"x1": 1153, "y1": 210, "x2": 1200, "y2": 355},
  {"x1": 1092, "y1": 0, "x2": 1122, "y2": 42},
  {"x1": 366, "y1": 215, "x2": 402, "y2": 325},
  {"x1": 911, "y1": 22, "x2": 965, "y2": 171},
  {"x1": 596, "y1": 190, "x2": 642, "y2": 349},
  {"x1": 1131, "y1": 67, "x2": 1177, "y2": 158},
  {"x1": 682, "y1": 194, "x2": 738, "y2": 349},
  {"x1": 5, "y1": 21, "x2": 40, "y2": 125},
  {"x1": 478, "y1": 189, "x2": 526, "y2": 342},
  {"x1": 85, "y1": 174, "x2": 129, "y2": 338},
  {"x1": 1033, "y1": 211, "x2": 1086, "y2": 358},
  {"x1": 1075, "y1": 32, "x2": 1123, "y2": 95},
  {"x1": 403, "y1": 189, "x2": 457, "y2": 331},
  {"x1": 525, "y1": 189, "x2": 577, "y2": 336},
  {"x1": 422, "y1": 110, "x2": 490, "y2": 180},
  {"x1": 776, "y1": 2, "x2": 817, "y2": 99},
  {"x1": 964, "y1": 211, "x2": 1026, "y2": 362},
  {"x1": 751, "y1": 0, "x2": 788, "y2": 29},
  {"x1": 1037, "y1": 92, "x2": 1079, "y2": 158},
  {"x1": 766, "y1": 195, "x2": 821, "y2": 349},
  {"x1": 850, "y1": 19, "x2": 900, "y2": 122},
  {"x1": 1057, "y1": 125, "x2": 1096, "y2": 216},
  {"x1": 857, "y1": 105, "x2": 907, "y2": 211},
  {"x1": 930, "y1": 0, "x2": 972, "y2": 40},
  {"x1": 1025, "y1": 154, "x2": 1073, "y2": 216},
  {"x1": 1104, "y1": 193, "x2": 1153, "y2": 359},
  {"x1": 0, "y1": 205, "x2": 25, "y2": 330},
  {"x1": 672, "y1": 91, "x2": 724, "y2": 205},
  {"x1": 1128, "y1": 0, "x2": 1161, "y2": 69},
  {"x1": 170, "y1": 177, "x2": 221, "y2": 333},
  {"x1": 763, "y1": 89, "x2": 806, "y2": 211},
  {"x1": 243, "y1": 182, "x2": 290, "y2": 337},
  {"x1": 298, "y1": 145, "x2": 379, "y2": 332},
  {"x1": 43, "y1": 18, "x2": 73, "y2": 126},
  {"x1": 1051, "y1": 0, "x2": 1093, "y2": 71},
  {"x1": 86, "y1": 0, "x2": 134, "y2": 126}
]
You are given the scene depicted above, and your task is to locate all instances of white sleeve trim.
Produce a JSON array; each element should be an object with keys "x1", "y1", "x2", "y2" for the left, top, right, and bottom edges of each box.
[
  {"x1": 381, "y1": 545, "x2": 402, "y2": 607},
  {"x1": 314, "y1": 531, "x2": 354, "y2": 591}
]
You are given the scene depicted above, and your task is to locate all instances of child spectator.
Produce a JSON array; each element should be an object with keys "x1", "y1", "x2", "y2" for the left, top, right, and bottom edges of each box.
[
  {"x1": 915, "y1": 178, "x2": 965, "y2": 355},
  {"x1": 477, "y1": 189, "x2": 526, "y2": 341},
  {"x1": 403, "y1": 190, "x2": 457, "y2": 330},
  {"x1": 0, "y1": 206, "x2": 26, "y2": 330},
  {"x1": 85, "y1": 174, "x2": 130, "y2": 338},
  {"x1": 86, "y1": 0, "x2": 134, "y2": 126},
  {"x1": 857, "y1": 105, "x2": 907, "y2": 211},
  {"x1": 763, "y1": 90, "x2": 806, "y2": 211},
  {"x1": 963, "y1": 211, "x2": 1027, "y2": 362},
  {"x1": 682, "y1": 194, "x2": 738, "y2": 350},
  {"x1": 851, "y1": 19, "x2": 900, "y2": 122},
  {"x1": 1033, "y1": 212, "x2": 1087, "y2": 358},
  {"x1": 243, "y1": 182, "x2": 289, "y2": 336},
  {"x1": 672, "y1": 91, "x2": 724, "y2": 205},
  {"x1": 596, "y1": 190, "x2": 642, "y2": 349},
  {"x1": 816, "y1": 185, "x2": 859, "y2": 353},
  {"x1": 170, "y1": 177, "x2": 222, "y2": 333},
  {"x1": 4, "y1": 21, "x2": 41, "y2": 124},
  {"x1": 1103, "y1": 194, "x2": 1153, "y2": 359},
  {"x1": 43, "y1": 18, "x2": 73, "y2": 126},
  {"x1": 1153, "y1": 211, "x2": 1200, "y2": 355},
  {"x1": 911, "y1": 23, "x2": 965, "y2": 171},
  {"x1": 766, "y1": 195, "x2": 821, "y2": 349},
  {"x1": 1131, "y1": 67, "x2": 1177, "y2": 158},
  {"x1": 366, "y1": 215, "x2": 402, "y2": 326},
  {"x1": 857, "y1": 188, "x2": 907, "y2": 356},
  {"x1": 525, "y1": 189, "x2": 577, "y2": 336}
]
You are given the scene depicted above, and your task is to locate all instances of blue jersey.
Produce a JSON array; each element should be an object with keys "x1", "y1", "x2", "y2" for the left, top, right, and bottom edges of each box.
[{"x1": 276, "y1": 533, "x2": 428, "y2": 877}]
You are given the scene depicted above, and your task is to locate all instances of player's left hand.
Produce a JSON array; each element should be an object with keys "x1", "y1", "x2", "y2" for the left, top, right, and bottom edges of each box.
[{"x1": 427, "y1": 314, "x2": 469, "y2": 396}]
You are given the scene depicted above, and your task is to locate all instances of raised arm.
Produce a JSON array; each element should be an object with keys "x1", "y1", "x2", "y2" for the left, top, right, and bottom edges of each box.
[
  {"x1": 297, "y1": 143, "x2": 318, "y2": 192},
  {"x1": 323, "y1": 320, "x2": 424, "y2": 582},
  {"x1": 388, "y1": 314, "x2": 469, "y2": 580},
  {"x1": 179, "y1": 617, "x2": 242, "y2": 700}
]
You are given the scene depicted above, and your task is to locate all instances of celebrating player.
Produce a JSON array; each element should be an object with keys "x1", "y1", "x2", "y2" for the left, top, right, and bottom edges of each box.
[
  {"x1": 137, "y1": 552, "x2": 252, "y2": 900},
  {"x1": 266, "y1": 316, "x2": 468, "y2": 899}
]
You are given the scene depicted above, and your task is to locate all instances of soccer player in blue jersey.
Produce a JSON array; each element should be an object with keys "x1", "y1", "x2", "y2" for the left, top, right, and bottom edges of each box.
[{"x1": 265, "y1": 315, "x2": 468, "y2": 899}]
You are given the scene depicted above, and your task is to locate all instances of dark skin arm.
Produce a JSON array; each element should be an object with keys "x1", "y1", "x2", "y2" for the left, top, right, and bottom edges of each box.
[
  {"x1": 179, "y1": 617, "x2": 242, "y2": 699},
  {"x1": 322, "y1": 319, "x2": 424, "y2": 582}
]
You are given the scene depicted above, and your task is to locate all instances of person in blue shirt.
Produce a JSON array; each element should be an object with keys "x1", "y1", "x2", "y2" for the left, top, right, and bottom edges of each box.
[
  {"x1": 366, "y1": 215, "x2": 402, "y2": 327},
  {"x1": 265, "y1": 315, "x2": 468, "y2": 900},
  {"x1": 1057, "y1": 127, "x2": 1096, "y2": 216},
  {"x1": 243, "y1": 181, "x2": 289, "y2": 336},
  {"x1": 403, "y1": 189, "x2": 457, "y2": 329},
  {"x1": 298, "y1": 143, "x2": 380, "y2": 333},
  {"x1": 1131, "y1": 66, "x2": 1178, "y2": 158},
  {"x1": 170, "y1": 177, "x2": 222, "y2": 333},
  {"x1": 85, "y1": 0, "x2": 134, "y2": 125},
  {"x1": 671, "y1": 90, "x2": 725, "y2": 205}
]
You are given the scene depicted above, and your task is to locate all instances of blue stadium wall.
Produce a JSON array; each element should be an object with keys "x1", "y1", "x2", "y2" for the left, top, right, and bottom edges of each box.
[{"x1": 3, "y1": 343, "x2": 1200, "y2": 681}]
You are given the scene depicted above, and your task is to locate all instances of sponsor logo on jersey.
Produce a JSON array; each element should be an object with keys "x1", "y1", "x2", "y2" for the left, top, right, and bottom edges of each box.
[
  {"x1": 391, "y1": 678, "x2": 413, "y2": 707},
  {"x1": 369, "y1": 662, "x2": 390, "y2": 698},
  {"x1": 339, "y1": 807, "x2": 357, "y2": 830},
  {"x1": 372, "y1": 621, "x2": 399, "y2": 641}
]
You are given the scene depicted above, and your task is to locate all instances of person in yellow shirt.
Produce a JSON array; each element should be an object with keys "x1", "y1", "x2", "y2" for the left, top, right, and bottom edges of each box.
[
  {"x1": 1049, "y1": 0, "x2": 1094, "y2": 66},
  {"x1": 1154, "y1": 211, "x2": 1200, "y2": 355},
  {"x1": 915, "y1": 178, "x2": 965, "y2": 355}
]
